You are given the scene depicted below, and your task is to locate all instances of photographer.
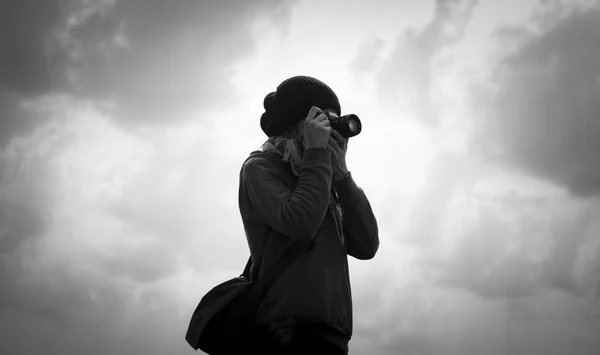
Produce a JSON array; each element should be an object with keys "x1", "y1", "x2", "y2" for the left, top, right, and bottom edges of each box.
[{"x1": 238, "y1": 76, "x2": 379, "y2": 354}]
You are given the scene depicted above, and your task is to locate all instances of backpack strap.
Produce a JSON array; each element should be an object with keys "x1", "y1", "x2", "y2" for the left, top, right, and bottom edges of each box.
[
  {"x1": 253, "y1": 239, "x2": 314, "y2": 295},
  {"x1": 241, "y1": 256, "x2": 252, "y2": 280}
]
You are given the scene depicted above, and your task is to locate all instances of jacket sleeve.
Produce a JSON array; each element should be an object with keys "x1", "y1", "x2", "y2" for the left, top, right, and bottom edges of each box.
[
  {"x1": 244, "y1": 148, "x2": 333, "y2": 241},
  {"x1": 333, "y1": 174, "x2": 380, "y2": 260}
]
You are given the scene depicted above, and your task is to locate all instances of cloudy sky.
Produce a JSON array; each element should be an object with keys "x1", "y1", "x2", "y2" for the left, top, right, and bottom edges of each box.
[{"x1": 1, "y1": 0, "x2": 600, "y2": 354}]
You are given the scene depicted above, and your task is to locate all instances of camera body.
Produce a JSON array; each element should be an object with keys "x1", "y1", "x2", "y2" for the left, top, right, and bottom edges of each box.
[{"x1": 324, "y1": 112, "x2": 362, "y2": 138}]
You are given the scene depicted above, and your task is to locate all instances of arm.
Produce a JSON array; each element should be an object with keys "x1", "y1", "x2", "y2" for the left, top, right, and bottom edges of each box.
[
  {"x1": 333, "y1": 173, "x2": 379, "y2": 260},
  {"x1": 244, "y1": 148, "x2": 333, "y2": 240}
]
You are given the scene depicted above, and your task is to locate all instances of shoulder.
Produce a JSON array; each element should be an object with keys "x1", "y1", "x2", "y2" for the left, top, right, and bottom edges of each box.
[
  {"x1": 243, "y1": 150, "x2": 279, "y2": 169},
  {"x1": 241, "y1": 150, "x2": 285, "y2": 179}
]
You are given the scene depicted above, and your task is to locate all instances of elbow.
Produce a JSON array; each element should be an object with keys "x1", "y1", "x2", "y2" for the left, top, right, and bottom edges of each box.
[
  {"x1": 353, "y1": 254, "x2": 375, "y2": 261},
  {"x1": 349, "y1": 236, "x2": 379, "y2": 260},
  {"x1": 369, "y1": 239, "x2": 380, "y2": 259},
  {"x1": 363, "y1": 242, "x2": 380, "y2": 260},
  {"x1": 351, "y1": 250, "x2": 376, "y2": 260},
  {"x1": 359, "y1": 225, "x2": 380, "y2": 260}
]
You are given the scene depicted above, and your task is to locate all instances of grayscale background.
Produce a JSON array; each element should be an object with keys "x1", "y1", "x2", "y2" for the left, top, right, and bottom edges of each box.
[{"x1": 1, "y1": 0, "x2": 599, "y2": 354}]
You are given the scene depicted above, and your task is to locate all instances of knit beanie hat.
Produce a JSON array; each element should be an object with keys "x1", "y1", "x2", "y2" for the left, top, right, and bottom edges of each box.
[{"x1": 260, "y1": 76, "x2": 341, "y2": 137}]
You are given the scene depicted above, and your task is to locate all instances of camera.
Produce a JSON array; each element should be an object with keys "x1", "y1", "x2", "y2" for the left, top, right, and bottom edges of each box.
[{"x1": 324, "y1": 112, "x2": 362, "y2": 138}]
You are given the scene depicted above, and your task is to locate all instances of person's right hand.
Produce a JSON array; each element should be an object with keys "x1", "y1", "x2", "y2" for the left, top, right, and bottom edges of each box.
[{"x1": 303, "y1": 106, "x2": 331, "y2": 150}]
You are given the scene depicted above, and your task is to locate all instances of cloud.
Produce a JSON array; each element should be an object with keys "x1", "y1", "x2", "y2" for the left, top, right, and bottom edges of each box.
[
  {"x1": 401, "y1": 150, "x2": 478, "y2": 248},
  {"x1": 0, "y1": 111, "x2": 73, "y2": 321},
  {"x1": 0, "y1": 97, "x2": 251, "y2": 354},
  {"x1": 435, "y1": 206, "x2": 544, "y2": 299},
  {"x1": 0, "y1": 0, "x2": 296, "y2": 148},
  {"x1": 469, "y1": 1, "x2": 600, "y2": 197},
  {"x1": 351, "y1": 239, "x2": 600, "y2": 355},
  {"x1": 428, "y1": 179, "x2": 600, "y2": 300},
  {"x1": 351, "y1": 36, "x2": 385, "y2": 74},
  {"x1": 353, "y1": 0, "x2": 477, "y2": 124},
  {"x1": 0, "y1": 0, "x2": 67, "y2": 95},
  {"x1": 73, "y1": 0, "x2": 295, "y2": 126},
  {"x1": 0, "y1": 0, "x2": 65, "y2": 149},
  {"x1": 104, "y1": 119, "x2": 250, "y2": 273},
  {"x1": 0, "y1": 115, "x2": 66, "y2": 259}
]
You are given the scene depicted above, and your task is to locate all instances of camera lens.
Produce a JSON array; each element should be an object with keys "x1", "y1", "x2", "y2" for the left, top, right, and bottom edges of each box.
[
  {"x1": 345, "y1": 114, "x2": 361, "y2": 134},
  {"x1": 349, "y1": 119, "x2": 358, "y2": 132}
]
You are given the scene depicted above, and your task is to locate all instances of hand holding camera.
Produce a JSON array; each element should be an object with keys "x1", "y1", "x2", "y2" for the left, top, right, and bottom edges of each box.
[{"x1": 303, "y1": 106, "x2": 332, "y2": 150}]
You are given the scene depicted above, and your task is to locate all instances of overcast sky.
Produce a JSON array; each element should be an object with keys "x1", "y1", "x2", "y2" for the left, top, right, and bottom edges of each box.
[{"x1": 1, "y1": 0, "x2": 600, "y2": 354}]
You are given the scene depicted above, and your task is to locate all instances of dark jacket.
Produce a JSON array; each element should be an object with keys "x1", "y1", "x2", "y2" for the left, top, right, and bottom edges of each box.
[{"x1": 238, "y1": 147, "x2": 379, "y2": 351}]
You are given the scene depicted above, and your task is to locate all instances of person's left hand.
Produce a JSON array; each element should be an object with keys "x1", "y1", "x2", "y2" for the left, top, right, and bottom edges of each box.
[{"x1": 327, "y1": 129, "x2": 350, "y2": 180}]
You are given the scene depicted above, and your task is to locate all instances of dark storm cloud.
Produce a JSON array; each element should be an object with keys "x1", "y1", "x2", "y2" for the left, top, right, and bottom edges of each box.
[
  {"x1": 63, "y1": 0, "x2": 278, "y2": 126},
  {"x1": 0, "y1": 89, "x2": 39, "y2": 150},
  {"x1": 57, "y1": 0, "x2": 297, "y2": 127},
  {"x1": 470, "y1": 3, "x2": 600, "y2": 197},
  {"x1": 0, "y1": 0, "x2": 65, "y2": 149},
  {"x1": 0, "y1": 0, "x2": 121, "y2": 149},
  {"x1": 0, "y1": 0, "x2": 65, "y2": 95},
  {"x1": 0, "y1": 0, "x2": 296, "y2": 147},
  {"x1": 353, "y1": 0, "x2": 477, "y2": 124}
]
